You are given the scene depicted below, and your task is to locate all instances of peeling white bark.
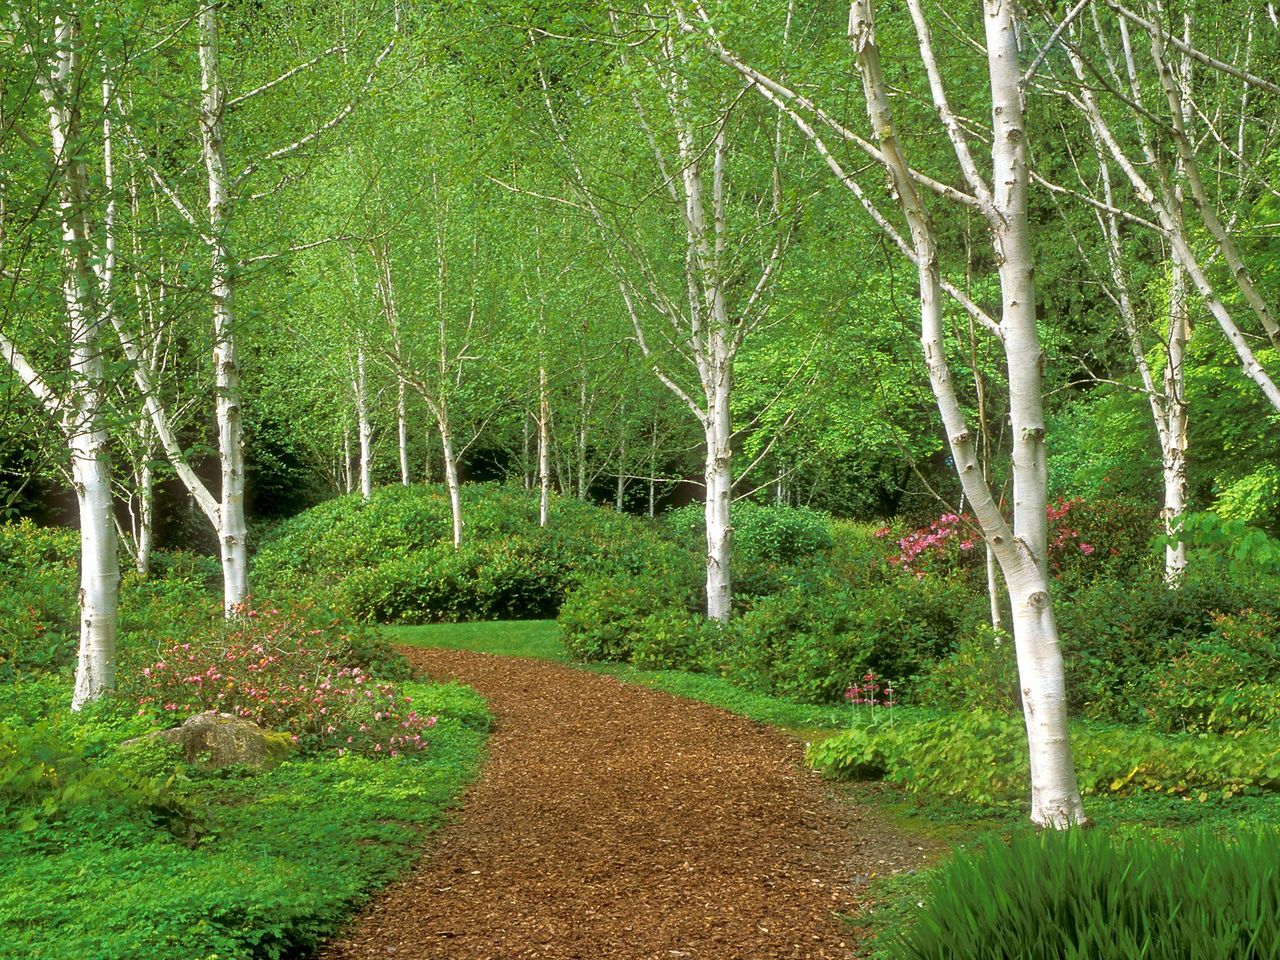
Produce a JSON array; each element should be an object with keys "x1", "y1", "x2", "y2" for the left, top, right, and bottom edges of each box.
[
  {"x1": 198, "y1": 2, "x2": 248, "y2": 613},
  {"x1": 848, "y1": 0, "x2": 1085, "y2": 826}
]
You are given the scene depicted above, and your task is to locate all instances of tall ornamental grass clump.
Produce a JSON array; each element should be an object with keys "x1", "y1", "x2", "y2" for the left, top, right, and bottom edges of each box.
[{"x1": 897, "y1": 826, "x2": 1280, "y2": 960}]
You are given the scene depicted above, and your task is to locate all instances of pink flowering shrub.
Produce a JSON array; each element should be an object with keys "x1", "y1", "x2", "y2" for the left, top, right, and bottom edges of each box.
[
  {"x1": 131, "y1": 604, "x2": 435, "y2": 758},
  {"x1": 883, "y1": 498, "x2": 1150, "y2": 581}
]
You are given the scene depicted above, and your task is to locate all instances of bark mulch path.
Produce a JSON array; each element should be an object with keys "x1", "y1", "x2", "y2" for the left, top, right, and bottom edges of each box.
[{"x1": 317, "y1": 648, "x2": 933, "y2": 960}]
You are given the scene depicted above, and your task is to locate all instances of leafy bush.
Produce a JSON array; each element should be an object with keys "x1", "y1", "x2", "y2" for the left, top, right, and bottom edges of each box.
[
  {"x1": 628, "y1": 610, "x2": 720, "y2": 671},
  {"x1": 0, "y1": 521, "x2": 78, "y2": 676},
  {"x1": 895, "y1": 826, "x2": 1280, "y2": 960},
  {"x1": 724, "y1": 575, "x2": 985, "y2": 703},
  {"x1": 1139, "y1": 610, "x2": 1280, "y2": 734},
  {"x1": 808, "y1": 710, "x2": 1280, "y2": 804},
  {"x1": 1059, "y1": 570, "x2": 1280, "y2": 722},
  {"x1": 665, "y1": 502, "x2": 835, "y2": 564},
  {"x1": 722, "y1": 585, "x2": 874, "y2": 703},
  {"x1": 916, "y1": 625, "x2": 1022, "y2": 712},
  {"x1": 558, "y1": 570, "x2": 697, "y2": 662},
  {"x1": 255, "y1": 483, "x2": 695, "y2": 622},
  {"x1": 123, "y1": 604, "x2": 435, "y2": 758}
]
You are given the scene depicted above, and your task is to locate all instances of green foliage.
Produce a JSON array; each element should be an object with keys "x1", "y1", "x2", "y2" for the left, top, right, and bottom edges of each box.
[
  {"x1": 0, "y1": 721, "x2": 203, "y2": 841},
  {"x1": 1176, "y1": 511, "x2": 1280, "y2": 579},
  {"x1": 724, "y1": 575, "x2": 985, "y2": 703},
  {"x1": 628, "y1": 610, "x2": 720, "y2": 671},
  {"x1": 917, "y1": 625, "x2": 1022, "y2": 712},
  {"x1": 0, "y1": 521, "x2": 78, "y2": 676},
  {"x1": 808, "y1": 710, "x2": 1280, "y2": 804},
  {"x1": 255, "y1": 483, "x2": 695, "y2": 623},
  {"x1": 558, "y1": 570, "x2": 697, "y2": 662},
  {"x1": 1139, "y1": 610, "x2": 1280, "y2": 735},
  {"x1": 0, "y1": 682, "x2": 488, "y2": 960},
  {"x1": 665, "y1": 502, "x2": 835, "y2": 564},
  {"x1": 1058, "y1": 567, "x2": 1280, "y2": 722},
  {"x1": 895, "y1": 827, "x2": 1280, "y2": 960}
]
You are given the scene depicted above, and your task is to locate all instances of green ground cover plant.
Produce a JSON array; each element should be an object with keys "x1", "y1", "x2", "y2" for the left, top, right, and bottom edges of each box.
[{"x1": 0, "y1": 679, "x2": 488, "y2": 960}]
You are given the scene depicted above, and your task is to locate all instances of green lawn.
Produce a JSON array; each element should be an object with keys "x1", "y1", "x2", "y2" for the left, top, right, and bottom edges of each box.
[
  {"x1": 386, "y1": 619, "x2": 569, "y2": 661},
  {"x1": 386, "y1": 620, "x2": 855, "y2": 732}
]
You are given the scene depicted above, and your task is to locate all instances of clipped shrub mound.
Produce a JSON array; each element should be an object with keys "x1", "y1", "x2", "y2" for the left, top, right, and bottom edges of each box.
[
  {"x1": 896, "y1": 827, "x2": 1280, "y2": 960},
  {"x1": 253, "y1": 483, "x2": 696, "y2": 623}
]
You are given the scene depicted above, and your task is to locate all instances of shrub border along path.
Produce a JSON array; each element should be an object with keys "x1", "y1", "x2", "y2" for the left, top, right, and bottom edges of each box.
[{"x1": 318, "y1": 647, "x2": 933, "y2": 959}]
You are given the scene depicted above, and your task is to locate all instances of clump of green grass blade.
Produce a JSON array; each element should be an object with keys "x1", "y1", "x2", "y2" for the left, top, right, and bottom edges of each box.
[{"x1": 896, "y1": 825, "x2": 1280, "y2": 960}]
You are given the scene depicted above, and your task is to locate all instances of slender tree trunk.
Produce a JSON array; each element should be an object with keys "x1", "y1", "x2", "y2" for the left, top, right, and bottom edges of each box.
[
  {"x1": 355, "y1": 341, "x2": 373, "y2": 500},
  {"x1": 198, "y1": 2, "x2": 248, "y2": 613},
  {"x1": 538, "y1": 366, "x2": 551, "y2": 527},
  {"x1": 576, "y1": 376, "x2": 589, "y2": 500},
  {"x1": 342, "y1": 421, "x2": 353, "y2": 494},
  {"x1": 438, "y1": 407, "x2": 463, "y2": 548},
  {"x1": 848, "y1": 0, "x2": 1084, "y2": 826},
  {"x1": 134, "y1": 423, "x2": 155, "y2": 577},
  {"x1": 648, "y1": 420, "x2": 658, "y2": 518},
  {"x1": 704, "y1": 363, "x2": 733, "y2": 622},
  {"x1": 615, "y1": 399, "x2": 628, "y2": 511},
  {"x1": 1162, "y1": 254, "x2": 1190, "y2": 582},
  {"x1": 397, "y1": 380, "x2": 410, "y2": 486},
  {"x1": 29, "y1": 14, "x2": 121, "y2": 709}
]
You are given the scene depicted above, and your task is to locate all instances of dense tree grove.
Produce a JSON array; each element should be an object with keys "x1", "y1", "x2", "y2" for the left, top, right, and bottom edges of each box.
[{"x1": 3, "y1": 0, "x2": 1279, "y2": 842}]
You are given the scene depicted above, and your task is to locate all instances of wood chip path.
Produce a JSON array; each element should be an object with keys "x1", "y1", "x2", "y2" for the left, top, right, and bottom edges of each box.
[{"x1": 317, "y1": 648, "x2": 931, "y2": 960}]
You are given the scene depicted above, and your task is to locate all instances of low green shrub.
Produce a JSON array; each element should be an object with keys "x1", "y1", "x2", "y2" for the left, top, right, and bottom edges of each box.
[
  {"x1": 665, "y1": 502, "x2": 835, "y2": 564},
  {"x1": 1059, "y1": 569, "x2": 1280, "y2": 723},
  {"x1": 255, "y1": 483, "x2": 695, "y2": 623},
  {"x1": 0, "y1": 721, "x2": 205, "y2": 841},
  {"x1": 725, "y1": 575, "x2": 985, "y2": 703},
  {"x1": 807, "y1": 709, "x2": 1280, "y2": 804},
  {"x1": 895, "y1": 826, "x2": 1280, "y2": 960},
  {"x1": 558, "y1": 570, "x2": 697, "y2": 662},
  {"x1": 916, "y1": 625, "x2": 1022, "y2": 712},
  {"x1": 0, "y1": 521, "x2": 78, "y2": 676},
  {"x1": 628, "y1": 610, "x2": 720, "y2": 671}
]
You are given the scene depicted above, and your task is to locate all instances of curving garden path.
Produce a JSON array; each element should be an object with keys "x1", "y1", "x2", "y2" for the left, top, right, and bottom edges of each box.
[{"x1": 318, "y1": 648, "x2": 931, "y2": 960}]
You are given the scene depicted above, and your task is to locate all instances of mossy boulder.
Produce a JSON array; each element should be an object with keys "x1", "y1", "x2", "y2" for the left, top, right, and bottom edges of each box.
[{"x1": 131, "y1": 711, "x2": 294, "y2": 772}]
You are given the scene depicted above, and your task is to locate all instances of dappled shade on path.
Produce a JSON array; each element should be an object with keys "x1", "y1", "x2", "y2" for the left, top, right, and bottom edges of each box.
[{"x1": 317, "y1": 649, "x2": 922, "y2": 959}]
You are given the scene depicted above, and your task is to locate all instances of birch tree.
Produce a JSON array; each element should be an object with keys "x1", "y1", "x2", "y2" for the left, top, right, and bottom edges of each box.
[
  {"x1": 2, "y1": 9, "x2": 119, "y2": 708},
  {"x1": 527, "y1": 7, "x2": 797, "y2": 620},
  {"x1": 692, "y1": 0, "x2": 1086, "y2": 825}
]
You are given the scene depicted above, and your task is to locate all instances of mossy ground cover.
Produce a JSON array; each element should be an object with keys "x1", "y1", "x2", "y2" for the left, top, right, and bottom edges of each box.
[{"x1": 0, "y1": 677, "x2": 489, "y2": 960}]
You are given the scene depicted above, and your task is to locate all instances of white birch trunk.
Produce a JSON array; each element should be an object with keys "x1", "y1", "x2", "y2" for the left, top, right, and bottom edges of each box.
[
  {"x1": 198, "y1": 3, "x2": 248, "y2": 613},
  {"x1": 848, "y1": 0, "x2": 1084, "y2": 826},
  {"x1": 397, "y1": 380, "x2": 410, "y2": 486},
  {"x1": 1163, "y1": 263, "x2": 1189, "y2": 581},
  {"x1": 538, "y1": 365, "x2": 551, "y2": 527},
  {"x1": 355, "y1": 341, "x2": 372, "y2": 500},
  {"x1": 438, "y1": 406, "x2": 463, "y2": 548},
  {"x1": 25, "y1": 14, "x2": 121, "y2": 709},
  {"x1": 704, "y1": 364, "x2": 733, "y2": 622}
]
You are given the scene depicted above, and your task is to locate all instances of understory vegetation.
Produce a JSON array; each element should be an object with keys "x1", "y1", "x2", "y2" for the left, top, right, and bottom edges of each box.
[
  {"x1": 284, "y1": 485, "x2": 1280, "y2": 956},
  {"x1": 0, "y1": 524, "x2": 488, "y2": 960},
  {"x1": 5, "y1": 0, "x2": 1280, "y2": 955}
]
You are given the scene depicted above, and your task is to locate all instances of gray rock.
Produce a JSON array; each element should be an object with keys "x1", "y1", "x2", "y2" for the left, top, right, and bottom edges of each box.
[{"x1": 130, "y1": 710, "x2": 295, "y2": 772}]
